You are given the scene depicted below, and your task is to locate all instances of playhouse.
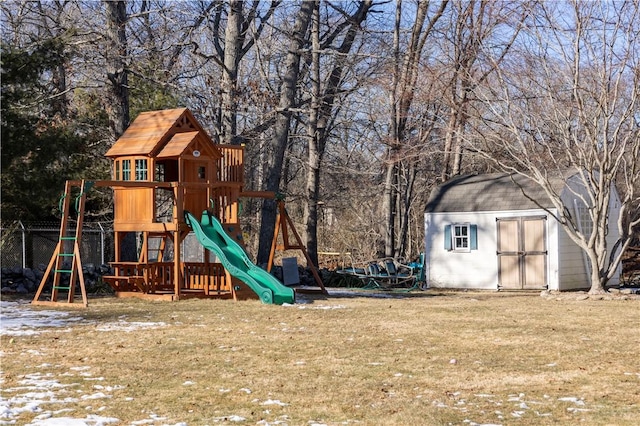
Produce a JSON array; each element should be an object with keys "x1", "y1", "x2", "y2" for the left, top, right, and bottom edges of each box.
[
  {"x1": 423, "y1": 172, "x2": 622, "y2": 291},
  {"x1": 32, "y1": 108, "x2": 322, "y2": 306}
]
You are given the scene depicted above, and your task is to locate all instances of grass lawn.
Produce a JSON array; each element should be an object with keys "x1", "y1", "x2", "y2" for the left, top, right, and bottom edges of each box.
[{"x1": 1, "y1": 289, "x2": 639, "y2": 425}]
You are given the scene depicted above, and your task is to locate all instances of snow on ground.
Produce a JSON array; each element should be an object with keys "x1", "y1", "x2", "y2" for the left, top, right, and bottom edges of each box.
[
  {"x1": 0, "y1": 300, "x2": 174, "y2": 426},
  {"x1": 1, "y1": 298, "x2": 625, "y2": 426}
]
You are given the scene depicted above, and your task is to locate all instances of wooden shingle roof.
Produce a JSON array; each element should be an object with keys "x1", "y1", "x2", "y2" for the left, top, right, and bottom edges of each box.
[
  {"x1": 425, "y1": 173, "x2": 567, "y2": 213},
  {"x1": 105, "y1": 108, "x2": 216, "y2": 157}
]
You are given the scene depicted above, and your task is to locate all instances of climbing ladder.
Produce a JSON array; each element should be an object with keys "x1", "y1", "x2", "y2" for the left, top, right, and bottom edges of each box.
[{"x1": 32, "y1": 180, "x2": 92, "y2": 307}]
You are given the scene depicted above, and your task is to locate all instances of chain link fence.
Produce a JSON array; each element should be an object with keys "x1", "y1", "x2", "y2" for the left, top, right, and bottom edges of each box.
[
  {"x1": 1, "y1": 221, "x2": 219, "y2": 270},
  {"x1": 1, "y1": 221, "x2": 114, "y2": 269}
]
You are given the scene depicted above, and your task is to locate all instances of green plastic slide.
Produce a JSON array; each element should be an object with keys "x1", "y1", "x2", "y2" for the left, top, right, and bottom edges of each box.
[{"x1": 184, "y1": 211, "x2": 295, "y2": 305}]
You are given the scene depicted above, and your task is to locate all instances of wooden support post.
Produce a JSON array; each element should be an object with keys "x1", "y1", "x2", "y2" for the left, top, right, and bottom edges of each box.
[
  {"x1": 267, "y1": 200, "x2": 328, "y2": 295},
  {"x1": 32, "y1": 180, "x2": 89, "y2": 307},
  {"x1": 173, "y1": 183, "x2": 183, "y2": 299}
]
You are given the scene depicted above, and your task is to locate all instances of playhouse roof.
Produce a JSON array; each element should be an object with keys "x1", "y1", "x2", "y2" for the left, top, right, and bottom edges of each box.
[
  {"x1": 425, "y1": 172, "x2": 567, "y2": 213},
  {"x1": 105, "y1": 108, "x2": 218, "y2": 158}
]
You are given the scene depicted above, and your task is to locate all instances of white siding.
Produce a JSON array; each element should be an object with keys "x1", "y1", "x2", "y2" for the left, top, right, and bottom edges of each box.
[
  {"x1": 556, "y1": 225, "x2": 589, "y2": 290},
  {"x1": 556, "y1": 180, "x2": 622, "y2": 290},
  {"x1": 424, "y1": 209, "x2": 559, "y2": 290}
]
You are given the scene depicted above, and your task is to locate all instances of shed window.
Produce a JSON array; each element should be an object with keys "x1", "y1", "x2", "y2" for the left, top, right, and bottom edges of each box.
[
  {"x1": 445, "y1": 224, "x2": 478, "y2": 252},
  {"x1": 135, "y1": 159, "x2": 148, "y2": 181},
  {"x1": 122, "y1": 160, "x2": 131, "y2": 180},
  {"x1": 114, "y1": 161, "x2": 120, "y2": 180}
]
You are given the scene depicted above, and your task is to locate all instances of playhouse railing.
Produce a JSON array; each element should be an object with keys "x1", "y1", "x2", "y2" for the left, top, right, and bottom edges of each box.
[
  {"x1": 209, "y1": 183, "x2": 242, "y2": 224},
  {"x1": 105, "y1": 261, "x2": 230, "y2": 295},
  {"x1": 183, "y1": 262, "x2": 229, "y2": 294},
  {"x1": 218, "y1": 145, "x2": 244, "y2": 186}
]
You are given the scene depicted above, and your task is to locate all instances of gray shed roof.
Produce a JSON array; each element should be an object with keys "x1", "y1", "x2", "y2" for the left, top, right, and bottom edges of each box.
[{"x1": 425, "y1": 173, "x2": 566, "y2": 213}]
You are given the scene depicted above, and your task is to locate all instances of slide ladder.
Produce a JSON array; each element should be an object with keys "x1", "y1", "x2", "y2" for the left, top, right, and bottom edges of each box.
[{"x1": 32, "y1": 180, "x2": 92, "y2": 307}]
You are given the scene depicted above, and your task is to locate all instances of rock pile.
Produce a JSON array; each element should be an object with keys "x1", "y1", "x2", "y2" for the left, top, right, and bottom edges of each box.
[{"x1": 0, "y1": 263, "x2": 112, "y2": 295}]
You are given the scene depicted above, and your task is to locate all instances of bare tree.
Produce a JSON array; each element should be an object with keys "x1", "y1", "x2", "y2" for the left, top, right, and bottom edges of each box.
[
  {"x1": 383, "y1": 0, "x2": 448, "y2": 257},
  {"x1": 438, "y1": 0, "x2": 526, "y2": 181},
  {"x1": 256, "y1": 1, "x2": 314, "y2": 264},
  {"x1": 104, "y1": 0, "x2": 129, "y2": 139},
  {"x1": 303, "y1": 0, "x2": 373, "y2": 266},
  {"x1": 218, "y1": 0, "x2": 279, "y2": 145},
  {"x1": 473, "y1": 0, "x2": 640, "y2": 293}
]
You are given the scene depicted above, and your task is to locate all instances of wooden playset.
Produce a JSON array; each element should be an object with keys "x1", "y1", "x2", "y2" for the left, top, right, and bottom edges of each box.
[{"x1": 32, "y1": 108, "x2": 325, "y2": 307}]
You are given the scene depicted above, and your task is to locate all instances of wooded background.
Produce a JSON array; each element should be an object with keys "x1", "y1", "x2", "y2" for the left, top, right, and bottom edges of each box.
[{"x1": 2, "y1": 1, "x2": 638, "y2": 290}]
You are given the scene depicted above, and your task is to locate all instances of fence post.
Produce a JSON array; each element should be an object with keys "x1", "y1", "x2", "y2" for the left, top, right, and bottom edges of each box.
[
  {"x1": 98, "y1": 222, "x2": 105, "y2": 265},
  {"x1": 19, "y1": 221, "x2": 26, "y2": 268}
]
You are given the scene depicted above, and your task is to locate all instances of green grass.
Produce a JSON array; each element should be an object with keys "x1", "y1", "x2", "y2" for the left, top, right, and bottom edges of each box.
[{"x1": 2, "y1": 290, "x2": 639, "y2": 425}]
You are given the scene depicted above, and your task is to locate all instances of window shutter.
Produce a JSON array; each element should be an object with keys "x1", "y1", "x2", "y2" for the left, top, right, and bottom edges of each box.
[
  {"x1": 444, "y1": 225, "x2": 452, "y2": 250},
  {"x1": 470, "y1": 224, "x2": 478, "y2": 250}
]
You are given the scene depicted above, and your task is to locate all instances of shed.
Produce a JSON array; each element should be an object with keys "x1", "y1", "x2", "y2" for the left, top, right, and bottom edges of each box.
[{"x1": 423, "y1": 172, "x2": 621, "y2": 291}]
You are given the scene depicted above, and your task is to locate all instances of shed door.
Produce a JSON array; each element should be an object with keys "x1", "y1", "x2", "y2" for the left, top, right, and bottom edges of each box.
[{"x1": 497, "y1": 216, "x2": 547, "y2": 289}]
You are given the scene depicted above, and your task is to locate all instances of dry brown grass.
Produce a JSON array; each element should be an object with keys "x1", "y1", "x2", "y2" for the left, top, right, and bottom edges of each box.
[{"x1": 2, "y1": 290, "x2": 639, "y2": 425}]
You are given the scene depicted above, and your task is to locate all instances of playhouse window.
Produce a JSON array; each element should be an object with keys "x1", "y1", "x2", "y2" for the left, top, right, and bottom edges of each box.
[
  {"x1": 135, "y1": 159, "x2": 148, "y2": 181},
  {"x1": 155, "y1": 163, "x2": 165, "y2": 182},
  {"x1": 122, "y1": 160, "x2": 131, "y2": 180},
  {"x1": 444, "y1": 224, "x2": 478, "y2": 252},
  {"x1": 114, "y1": 161, "x2": 120, "y2": 180}
]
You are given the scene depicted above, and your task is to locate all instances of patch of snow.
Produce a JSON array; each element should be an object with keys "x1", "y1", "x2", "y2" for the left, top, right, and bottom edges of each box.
[
  {"x1": 25, "y1": 414, "x2": 120, "y2": 426},
  {"x1": 296, "y1": 304, "x2": 347, "y2": 310},
  {"x1": 213, "y1": 415, "x2": 246, "y2": 422},
  {"x1": 558, "y1": 397, "x2": 585, "y2": 405},
  {"x1": 95, "y1": 321, "x2": 166, "y2": 332},
  {"x1": 463, "y1": 421, "x2": 502, "y2": 426},
  {"x1": 260, "y1": 399, "x2": 289, "y2": 406},
  {"x1": 80, "y1": 392, "x2": 111, "y2": 400},
  {"x1": 0, "y1": 301, "x2": 84, "y2": 336}
]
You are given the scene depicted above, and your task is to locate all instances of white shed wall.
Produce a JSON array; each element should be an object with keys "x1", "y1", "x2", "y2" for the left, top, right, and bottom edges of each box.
[
  {"x1": 556, "y1": 225, "x2": 588, "y2": 290},
  {"x1": 556, "y1": 180, "x2": 622, "y2": 289},
  {"x1": 424, "y1": 208, "x2": 560, "y2": 290}
]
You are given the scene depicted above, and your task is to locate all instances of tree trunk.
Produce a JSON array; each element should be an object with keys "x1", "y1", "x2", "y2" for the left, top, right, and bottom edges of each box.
[
  {"x1": 104, "y1": 0, "x2": 129, "y2": 139},
  {"x1": 385, "y1": 0, "x2": 448, "y2": 256},
  {"x1": 221, "y1": 0, "x2": 242, "y2": 145},
  {"x1": 304, "y1": 1, "x2": 321, "y2": 267},
  {"x1": 382, "y1": 154, "x2": 398, "y2": 257},
  {"x1": 256, "y1": 1, "x2": 314, "y2": 265},
  {"x1": 303, "y1": 0, "x2": 372, "y2": 266},
  {"x1": 397, "y1": 162, "x2": 417, "y2": 258}
]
